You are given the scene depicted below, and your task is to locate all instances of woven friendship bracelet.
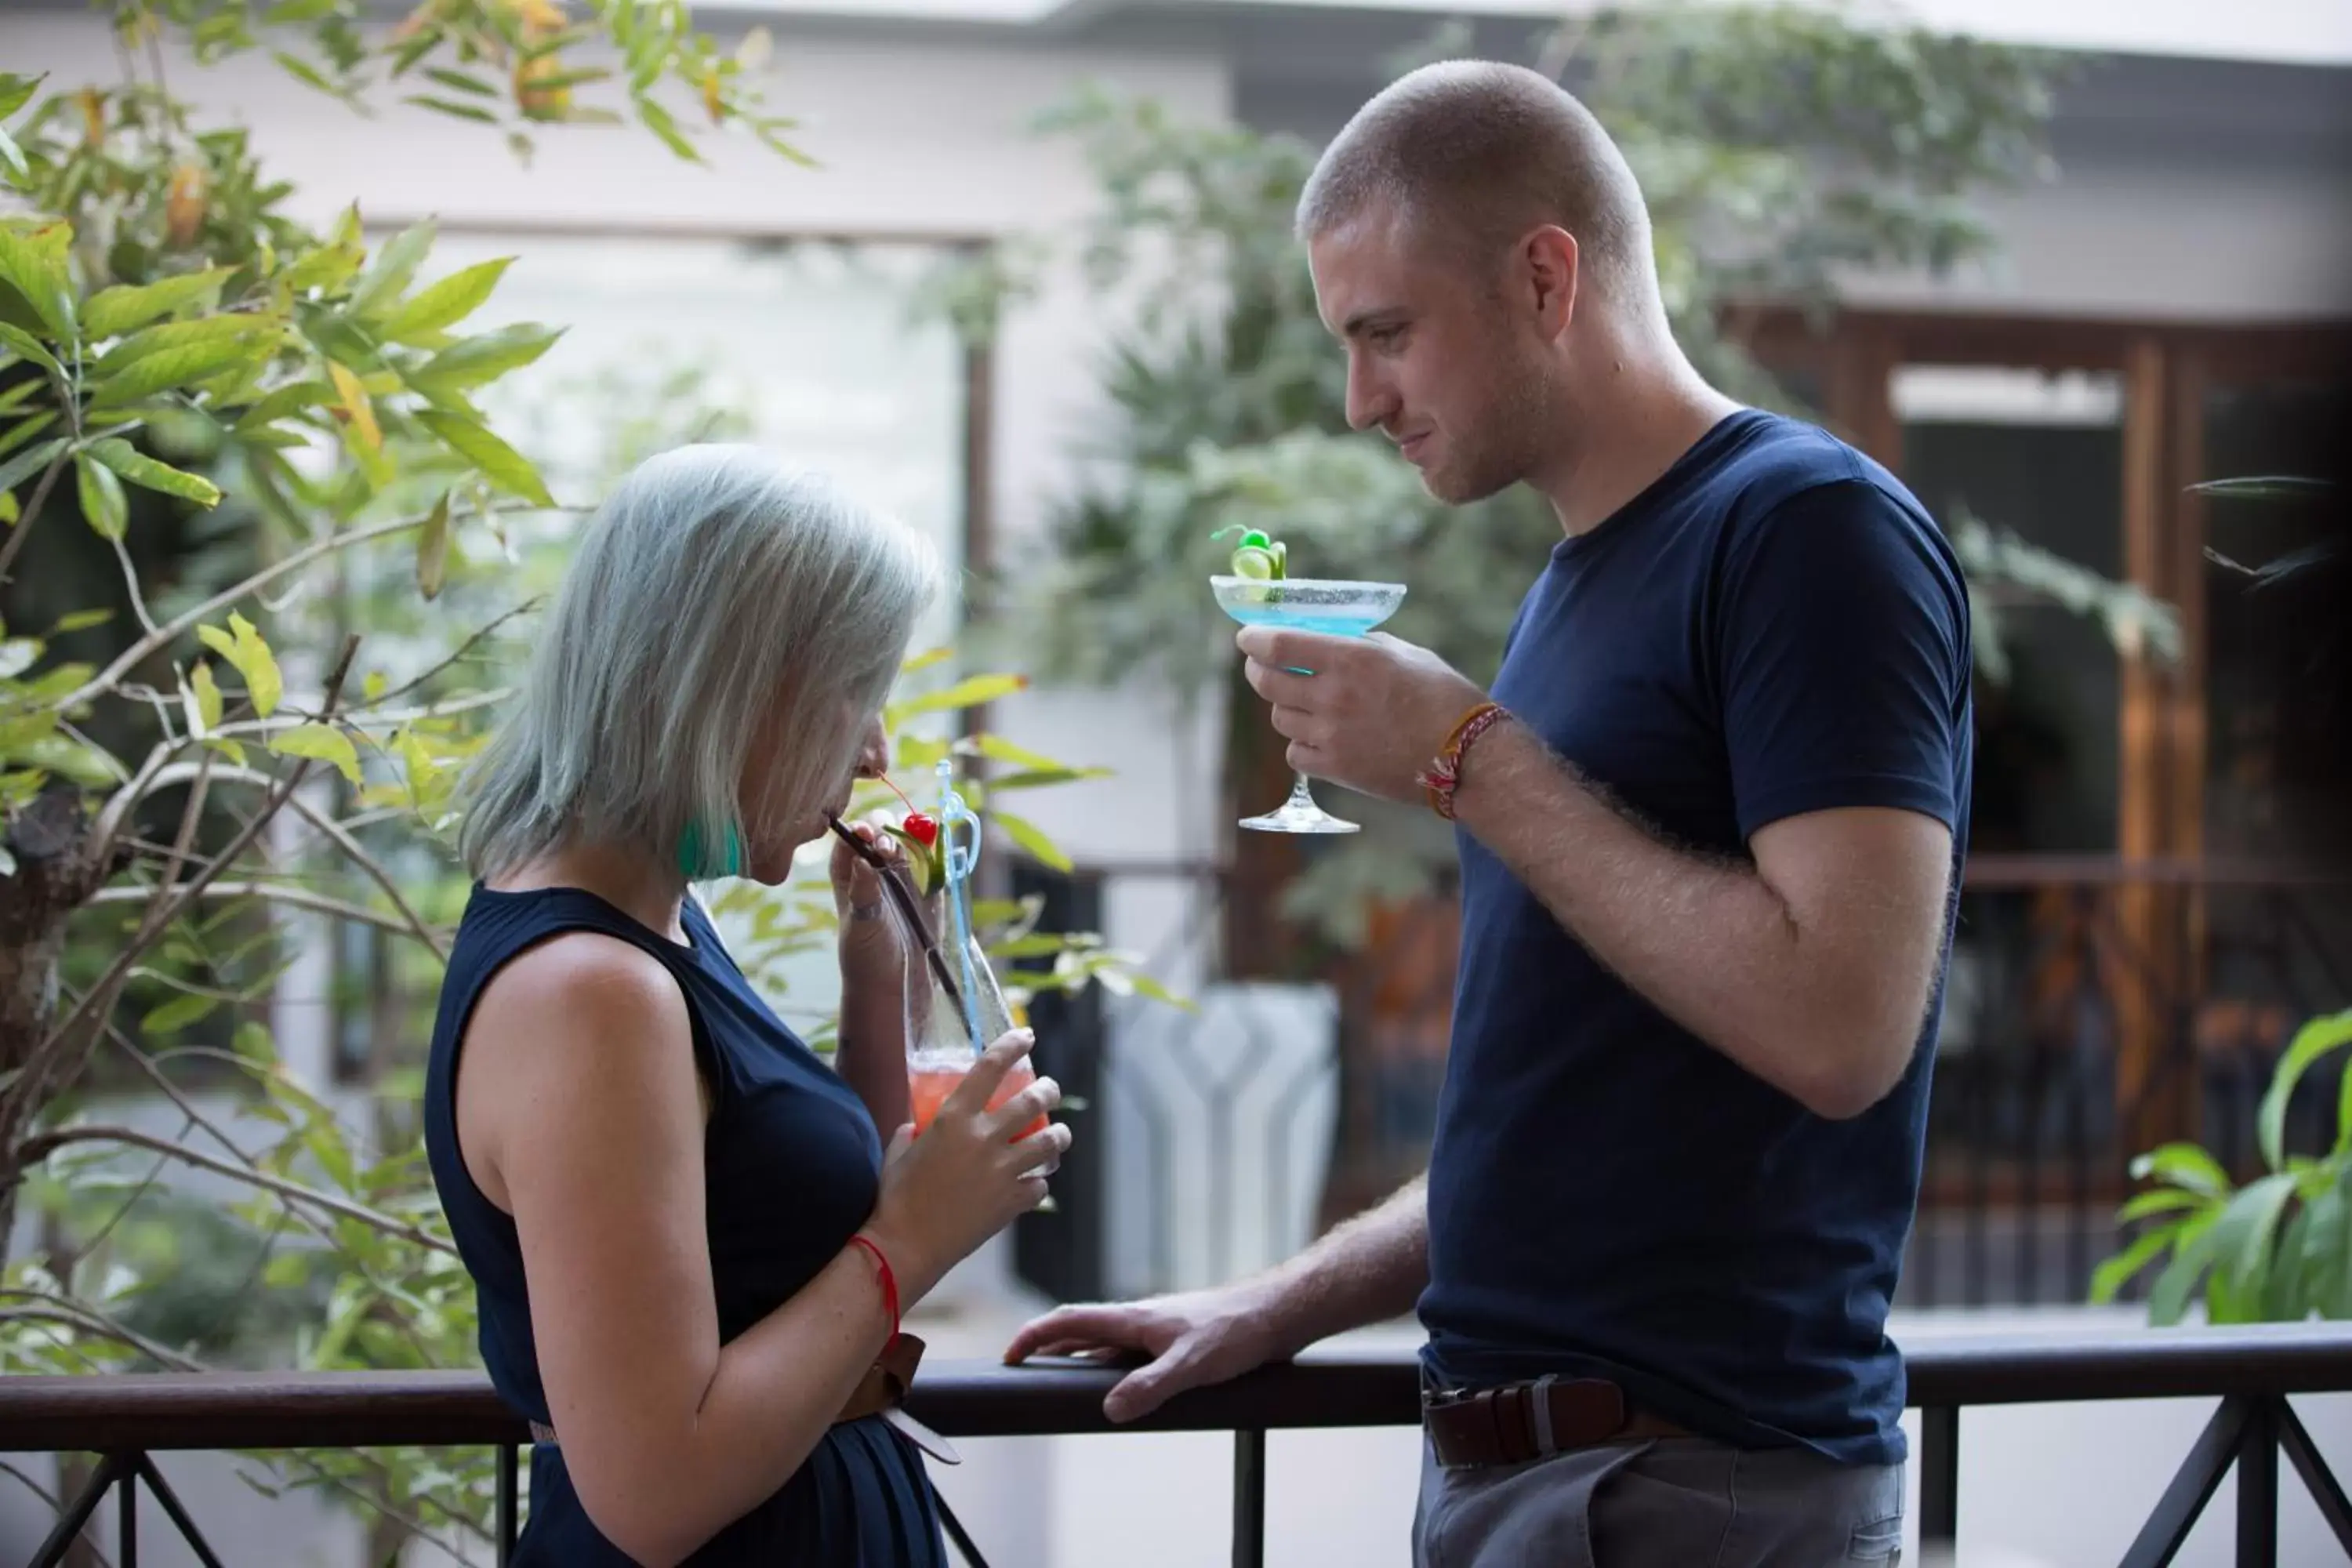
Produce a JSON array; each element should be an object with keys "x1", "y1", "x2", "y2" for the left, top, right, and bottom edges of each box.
[{"x1": 1417, "y1": 700, "x2": 1509, "y2": 820}]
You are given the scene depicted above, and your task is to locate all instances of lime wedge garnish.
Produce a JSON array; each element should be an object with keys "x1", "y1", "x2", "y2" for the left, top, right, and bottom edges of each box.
[
  {"x1": 1231, "y1": 545, "x2": 1277, "y2": 580},
  {"x1": 1269, "y1": 540, "x2": 1287, "y2": 579}
]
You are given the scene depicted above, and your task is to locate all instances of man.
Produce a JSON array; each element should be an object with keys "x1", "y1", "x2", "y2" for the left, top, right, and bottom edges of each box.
[{"x1": 1007, "y1": 59, "x2": 1969, "y2": 1566}]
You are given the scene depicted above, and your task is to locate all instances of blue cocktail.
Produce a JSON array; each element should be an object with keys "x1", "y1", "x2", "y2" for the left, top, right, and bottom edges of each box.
[{"x1": 1211, "y1": 574, "x2": 1409, "y2": 834}]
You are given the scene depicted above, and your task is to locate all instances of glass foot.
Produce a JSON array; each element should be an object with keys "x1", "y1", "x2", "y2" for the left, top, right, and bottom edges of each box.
[{"x1": 1240, "y1": 773, "x2": 1360, "y2": 835}]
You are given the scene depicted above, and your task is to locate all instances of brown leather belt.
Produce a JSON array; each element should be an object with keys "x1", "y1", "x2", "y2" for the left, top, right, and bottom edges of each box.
[
  {"x1": 528, "y1": 1333, "x2": 957, "y2": 1464},
  {"x1": 1423, "y1": 1376, "x2": 1686, "y2": 1469}
]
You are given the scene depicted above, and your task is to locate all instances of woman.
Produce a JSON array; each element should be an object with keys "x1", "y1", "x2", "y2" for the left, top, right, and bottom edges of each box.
[{"x1": 422, "y1": 445, "x2": 1067, "y2": 1566}]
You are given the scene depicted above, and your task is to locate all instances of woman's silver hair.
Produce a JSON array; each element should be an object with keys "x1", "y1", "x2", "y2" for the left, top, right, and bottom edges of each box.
[{"x1": 459, "y1": 445, "x2": 943, "y2": 880}]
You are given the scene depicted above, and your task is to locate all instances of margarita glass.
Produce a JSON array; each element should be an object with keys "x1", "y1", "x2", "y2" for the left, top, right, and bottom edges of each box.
[{"x1": 1211, "y1": 575, "x2": 1409, "y2": 834}]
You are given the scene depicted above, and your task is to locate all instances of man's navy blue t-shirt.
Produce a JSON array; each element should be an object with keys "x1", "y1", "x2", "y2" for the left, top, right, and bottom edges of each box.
[{"x1": 1420, "y1": 408, "x2": 1973, "y2": 1468}]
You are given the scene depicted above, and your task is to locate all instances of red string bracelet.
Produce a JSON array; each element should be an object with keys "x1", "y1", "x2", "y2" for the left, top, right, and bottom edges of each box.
[{"x1": 845, "y1": 1233, "x2": 901, "y2": 1345}]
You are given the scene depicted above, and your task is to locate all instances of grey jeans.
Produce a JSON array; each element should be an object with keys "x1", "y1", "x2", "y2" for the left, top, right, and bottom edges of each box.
[{"x1": 1414, "y1": 1436, "x2": 1905, "y2": 1568}]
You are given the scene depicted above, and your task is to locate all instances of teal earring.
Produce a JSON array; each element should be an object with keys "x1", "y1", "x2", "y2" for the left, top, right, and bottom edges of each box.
[{"x1": 675, "y1": 819, "x2": 744, "y2": 880}]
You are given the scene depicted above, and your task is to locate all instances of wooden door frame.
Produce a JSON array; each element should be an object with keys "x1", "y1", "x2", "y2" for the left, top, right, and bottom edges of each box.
[{"x1": 1739, "y1": 304, "x2": 2352, "y2": 1149}]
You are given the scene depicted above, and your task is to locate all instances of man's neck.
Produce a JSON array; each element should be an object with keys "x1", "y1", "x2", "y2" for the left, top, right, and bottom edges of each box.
[{"x1": 1539, "y1": 353, "x2": 1741, "y2": 538}]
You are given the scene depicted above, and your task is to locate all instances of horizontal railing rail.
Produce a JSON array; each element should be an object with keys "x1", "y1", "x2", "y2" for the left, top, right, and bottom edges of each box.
[{"x1": 5, "y1": 1323, "x2": 2352, "y2": 1567}]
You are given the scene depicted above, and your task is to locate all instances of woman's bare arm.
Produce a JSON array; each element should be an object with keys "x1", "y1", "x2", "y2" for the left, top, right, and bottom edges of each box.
[{"x1": 460, "y1": 935, "x2": 893, "y2": 1567}]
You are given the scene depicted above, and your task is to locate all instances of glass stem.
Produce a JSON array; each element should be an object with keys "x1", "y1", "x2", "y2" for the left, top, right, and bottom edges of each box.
[{"x1": 1287, "y1": 771, "x2": 1319, "y2": 808}]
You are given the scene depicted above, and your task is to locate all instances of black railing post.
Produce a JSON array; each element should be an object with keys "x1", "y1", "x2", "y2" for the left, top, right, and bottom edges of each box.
[
  {"x1": 116, "y1": 1452, "x2": 136, "y2": 1568},
  {"x1": 498, "y1": 1443, "x2": 520, "y2": 1565},
  {"x1": 132, "y1": 1454, "x2": 224, "y2": 1568},
  {"x1": 28, "y1": 1451, "x2": 131, "y2": 1568},
  {"x1": 2123, "y1": 1396, "x2": 2252, "y2": 1568},
  {"x1": 1232, "y1": 1428, "x2": 1266, "y2": 1568},
  {"x1": 2238, "y1": 1398, "x2": 2278, "y2": 1568},
  {"x1": 1921, "y1": 1405, "x2": 1959, "y2": 1547},
  {"x1": 2276, "y1": 1397, "x2": 2352, "y2": 1553}
]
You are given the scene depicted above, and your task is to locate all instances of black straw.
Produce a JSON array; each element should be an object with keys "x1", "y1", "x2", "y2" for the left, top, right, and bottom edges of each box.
[{"x1": 826, "y1": 815, "x2": 967, "y2": 1021}]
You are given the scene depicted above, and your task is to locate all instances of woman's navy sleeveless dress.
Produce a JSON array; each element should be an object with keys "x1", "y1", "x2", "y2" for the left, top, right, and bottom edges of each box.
[{"x1": 422, "y1": 884, "x2": 946, "y2": 1565}]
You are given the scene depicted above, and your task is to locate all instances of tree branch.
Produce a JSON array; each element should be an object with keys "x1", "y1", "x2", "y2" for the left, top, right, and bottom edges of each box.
[
  {"x1": 14, "y1": 1125, "x2": 458, "y2": 1258},
  {"x1": 15, "y1": 639, "x2": 361, "y2": 1120},
  {"x1": 0, "y1": 1292, "x2": 203, "y2": 1370},
  {"x1": 0, "y1": 448, "x2": 72, "y2": 588},
  {"x1": 96, "y1": 761, "x2": 448, "y2": 960},
  {"x1": 358, "y1": 597, "x2": 540, "y2": 713},
  {"x1": 53, "y1": 504, "x2": 566, "y2": 713},
  {"x1": 87, "y1": 880, "x2": 443, "y2": 946}
]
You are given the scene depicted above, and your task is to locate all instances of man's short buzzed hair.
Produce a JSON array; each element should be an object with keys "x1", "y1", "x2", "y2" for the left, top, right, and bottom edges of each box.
[{"x1": 1298, "y1": 60, "x2": 1656, "y2": 307}]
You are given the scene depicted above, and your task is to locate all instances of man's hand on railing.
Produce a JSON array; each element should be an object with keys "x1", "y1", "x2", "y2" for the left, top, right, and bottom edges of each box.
[{"x1": 1003, "y1": 1283, "x2": 1283, "y2": 1424}]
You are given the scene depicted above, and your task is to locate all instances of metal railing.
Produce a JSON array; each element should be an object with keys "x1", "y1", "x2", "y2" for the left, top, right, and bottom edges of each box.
[
  {"x1": 1029, "y1": 856, "x2": 2352, "y2": 1308},
  {"x1": 5, "y1": 1323, "x2": 2352, "y2": 1567}
]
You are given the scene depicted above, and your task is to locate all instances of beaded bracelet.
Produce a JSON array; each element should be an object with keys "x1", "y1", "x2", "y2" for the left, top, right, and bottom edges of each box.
[{"x1": 1417, "y1": 700, "x2": 1510, "y2": 820}]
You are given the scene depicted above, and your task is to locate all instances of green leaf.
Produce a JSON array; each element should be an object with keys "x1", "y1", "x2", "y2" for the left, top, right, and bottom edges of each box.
[
  {"x1": 902, "y1": 644, "x2": 953, "y2": 675},
  {"x1": 2130, "y1": 1143, "x2": 2233, "y2": 1200},
  {"x1": 2118, "y1": 1186, "x2": 2209, "y2": 1225},
  {"x1": 74, "y1": 453, "x2": 128, "y2": 540},
  {"x1": 81, "y1": 268, "x2": 234, "y2": 339},
  {"x1": 413, "y1": 410, "x2": 554, "y2": 507},
  {"x1": 0, "y1": 126, "x2": 24, "y2": 186},
  {"x1": 423, "y1": 67, "x2": 500, "y2": 99},
  {"x1": 411, "y1": 321, "x2": 562, "y2": 392},
  {"x1": 0, "y1": 74, "x2": 44, "y2": 122},
  {"x1": 2150, "y1": 1215, "x2": 2219, "y2": 1327},
  {"x1": 891, "y1": 734, "x2": 951, "y2": 770},
  {"x1": 2259, "y1": 1009, "x2": 2352, "y2": 1169},
  {"x1": 191, "y1": 661, "x2": 223, "y2": 732},
  {"x1": 140, "y1": 991, "x2": 220, "y2": 1036},
  {"x1": 635, "y1": 97, "x2": 701, "y2": 162},
  {"x1": 982, "y1": 766, "x2": 1115, "y2": 793},
  {"x1": 0, "y1": 321, "x2": 63, "y2": 379},
  {"x1": 2190, "y1": 476, "x2": 2333, "y2": 501},
  {"x1": 963, "y1": 733, "x2": 1083, "y2": 773},
  {"x1": 0, "y1": 222, "x2": 75, "y2": 341},
  {"x1": 284, "y1": 236, "x2": 366, "y2": 294},
  {"x1": 405, "y1": 95, "x2": 501, "y2": 125},
  {"x1": 49, "y1": 608, "x2": 111, "y2": 634},
  {"x1": 93, "y1": 314, "x2": 277, "y2": 376},
  {"x1": 415, "y1": 491, "x2": 452, "y2": 600},
  {"x1": 262, "y1": 1250, "x2": 310, "y2": 1290},
  {"x1": 198, "y1": 611, "x2": 283, "y2": 718},
  {"x1": 0, "y1": 436, "x2": 68, "y2": 502},
  {"x1": 348, "y1": 220, "x2": 437, "y2": 321},
  {"x1": 990, "y1": 808, "x2": 1071, "y2": 872},
  {"x1": 84, "y1": 437, "x2": 222, "y2": 507},
  {"x1": 263, "y1": 0, "x2": 341, "y2": 20},
  {"x1": 234, "y1": 379, "x2": 334, "y2": 432},
  {"x1": 91, "y1": 337, "x2": 267, "y2": 408},
  {"x1": 379, "y1": 258, "x2": 511, "y2": 343},
  {"x1": 2206, "y1": 1171, "x2": 2299, "y2": 1321},
  {"x1": 267, "y1": 723, "x2": 362, "y2": 784},
  {"x1": 270, "y1": 50, "x2": 343, "y2": 100},
  {"x1": 0, "y1": 409, "x2": 58, "y2": 461},
  {"x1": 1127, "y1": 972, "x2": 1194, "y2": 1010},
  {"x1": 887, "y1": 673, "x2": 1029, "y2": 723}
]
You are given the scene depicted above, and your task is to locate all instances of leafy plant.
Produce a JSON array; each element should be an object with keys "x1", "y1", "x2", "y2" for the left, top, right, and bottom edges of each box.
[
  {"x1": 2094, "y1": 1008, "x2": 2352, "y2": 1323},
  {"x1": 976, "y1": 7, "x2": 2176, "y2": 946},
  {"x1": 0, "y1": 8, "x2": 1160, "y2": 1559}
]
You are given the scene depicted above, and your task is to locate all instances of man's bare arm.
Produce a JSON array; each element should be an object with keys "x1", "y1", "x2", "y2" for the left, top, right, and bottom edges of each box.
[
  {"x1": 1450, "y1": 723, "x2": 1951, "y2": 1120},
  {"x1": 1004, "y1": 1176, "x2": 1428, "y2": 1421}
]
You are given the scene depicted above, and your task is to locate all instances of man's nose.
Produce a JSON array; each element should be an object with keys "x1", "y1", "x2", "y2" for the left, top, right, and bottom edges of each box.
[{"x1": 1344, "y1": 357, "x2": 1393, "y2": 432}]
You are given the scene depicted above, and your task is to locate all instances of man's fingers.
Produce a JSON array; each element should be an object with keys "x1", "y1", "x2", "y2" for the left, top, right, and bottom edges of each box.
[
  {"x1": 1243, "y1": 659, "x2": 1316, "y2": 707},
  {"x1": 1004, "y1": 1305, "x2": 1143, "y2": 1363},
  {"x1": 1103, "y1": 1347, "x2": 1195, "y2": 1425}
]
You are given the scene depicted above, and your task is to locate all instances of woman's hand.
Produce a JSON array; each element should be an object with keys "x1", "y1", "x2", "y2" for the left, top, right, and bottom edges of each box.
[
  {"x1": 862, "y1": 1030, "x2": 1070, "y2": 1302},
  {"x1": 830, "y1": 811, "x2": 906, "y2": 975}
]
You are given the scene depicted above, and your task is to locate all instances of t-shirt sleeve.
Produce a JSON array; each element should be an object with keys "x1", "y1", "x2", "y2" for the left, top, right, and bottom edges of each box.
[{"x1": 1717, "y1": 478, "x2": 1969, "y2": 842}]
